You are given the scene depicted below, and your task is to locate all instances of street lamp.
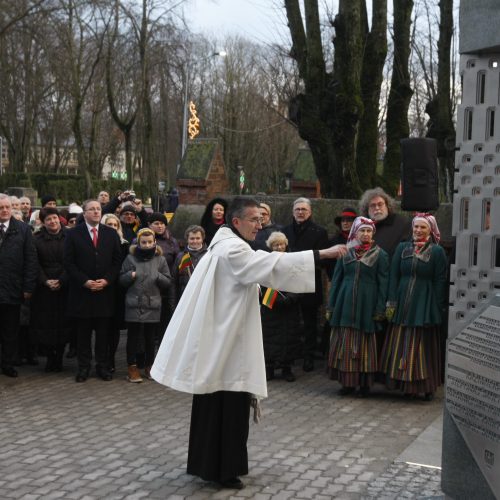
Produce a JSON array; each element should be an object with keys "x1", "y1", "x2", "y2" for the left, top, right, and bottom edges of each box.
[{"x1": 180, "y1": 51, "x2": 227, "y2": 164}]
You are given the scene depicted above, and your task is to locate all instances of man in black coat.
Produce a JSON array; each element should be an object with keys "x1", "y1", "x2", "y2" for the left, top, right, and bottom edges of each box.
[
  {"x1": 282, "y1": 197, "x2": 329, "y2": 372},
  {"x1": 359, "y1": 187, "x2": 411, "y2": 257},
  {"x1": 64, "y1": 199, "x2": 122, "y2": 382},
  {"x1": 0, "y1": 194, "x2": 38, "y2": 377}
]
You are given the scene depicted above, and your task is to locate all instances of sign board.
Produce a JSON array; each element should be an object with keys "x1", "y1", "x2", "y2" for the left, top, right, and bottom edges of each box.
[{"x1": 446, "y1": 302, "x2": 500, "y2": 497}]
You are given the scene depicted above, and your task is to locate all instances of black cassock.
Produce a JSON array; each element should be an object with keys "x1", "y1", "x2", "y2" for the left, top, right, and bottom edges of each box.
[{"x1": 187, "y1": 391, "x2": 250, "y2": 482}]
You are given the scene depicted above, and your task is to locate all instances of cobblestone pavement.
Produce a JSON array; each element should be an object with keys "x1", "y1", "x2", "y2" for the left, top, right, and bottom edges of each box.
[{"x1": 1, "y1": 337, "x2": 445, "y2": 499}]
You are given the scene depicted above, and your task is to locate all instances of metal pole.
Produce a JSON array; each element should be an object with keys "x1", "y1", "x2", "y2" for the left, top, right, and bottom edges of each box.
[{"x1": 180, "y1": 61, "x2": 190, "y2": 164}]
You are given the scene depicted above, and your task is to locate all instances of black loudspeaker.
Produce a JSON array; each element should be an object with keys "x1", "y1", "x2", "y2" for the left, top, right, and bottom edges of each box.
[{"x1": 400, "y1": 138, "x2": 439, "y2": 211}]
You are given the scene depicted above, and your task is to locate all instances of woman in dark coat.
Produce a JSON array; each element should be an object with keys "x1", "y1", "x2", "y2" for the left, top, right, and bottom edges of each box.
[
  {"x1": 327, "y1": 217, "x2": 389, "y2": 395},
  {"x1": 147, "y1": 212, "x2": 179, "y2": 344},
  {"x1": 380, "y1": 213, "x2": 447, "y2": 400},
  {"x1": 200, "y1": 197, "x2": 228, "y2": 246},
  {"x1": 253, "y1": 203, "x2": 281, "y2": 251},
  {"x1": 101, "y1": 213, "x2": 130, "y2": 372},
  {"x1": 260, "y1": 231, "x2": 302, "y2": 382},
  {"x1": 31, "y1": 207, "x2": 70, "y2": 372}
]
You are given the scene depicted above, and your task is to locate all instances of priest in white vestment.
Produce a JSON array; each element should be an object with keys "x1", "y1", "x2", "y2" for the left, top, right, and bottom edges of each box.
[{"x1": 151, "y1": 197, "x2": 346, "y2": 489}]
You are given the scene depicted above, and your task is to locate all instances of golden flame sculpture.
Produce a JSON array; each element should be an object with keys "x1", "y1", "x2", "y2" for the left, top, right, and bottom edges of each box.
[{"x1": 188, "y1": 101, "x2": 200, "y2": 140}]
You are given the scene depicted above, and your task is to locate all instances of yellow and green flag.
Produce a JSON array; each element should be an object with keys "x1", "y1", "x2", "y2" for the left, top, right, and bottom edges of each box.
[
  {"x1": 262, "y1": 288, "x2": 279, "y2": 309},
  {"x1": 178, "y1": 252, "x2": 192, "y2": 271}
]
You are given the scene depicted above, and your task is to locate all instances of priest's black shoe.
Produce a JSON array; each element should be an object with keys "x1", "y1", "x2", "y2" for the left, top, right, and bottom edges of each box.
[
  {"x1": 2, "y1": 366, "x2": 18, "y2": 378},
  {"x1": 96, "y1": 367, "x2": 113, "y2": 381},
  {"x1": 219, "y1": 477, "x2": 245, "y2": 489},
  {"x1": 75, "y1": 369, "x2": 89, "y2": 383}
]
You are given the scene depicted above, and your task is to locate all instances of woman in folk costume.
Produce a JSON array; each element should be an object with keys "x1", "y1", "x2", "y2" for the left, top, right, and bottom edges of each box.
[
  {"x1": 327, "y1": 217, "x2": 389, "y2": 396},
  {"x1": 380, "y1": 213, "x2": 447, "y2": 400}
]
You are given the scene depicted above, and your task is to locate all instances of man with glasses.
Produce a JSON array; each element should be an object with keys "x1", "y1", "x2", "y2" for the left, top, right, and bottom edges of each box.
[
  {"x1": 282, "y1": 197, "x2": 329, "y2": 372},
  {"x1": 64, "y1": 199, "x2": 122, "y2": 382},
  {"x1": 152, "y1": 197, "x2": 346, "y2": 490},
  {"x1": 359, "y1": 187, "x2": 411, "y2": 257}
]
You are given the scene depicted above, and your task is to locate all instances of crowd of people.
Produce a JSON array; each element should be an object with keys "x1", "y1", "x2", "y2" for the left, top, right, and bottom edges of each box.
[
  {"x1": 0, "y1": 188, "x2": 447, "y2": 396},
  {"x1": 0, "y1": 188, "x2": 448, "y2": 489}
]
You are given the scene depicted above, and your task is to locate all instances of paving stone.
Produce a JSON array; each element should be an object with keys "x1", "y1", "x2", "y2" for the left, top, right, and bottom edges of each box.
[{"x1": 1, "y1": 343, "x2": 444, "y2": 499}]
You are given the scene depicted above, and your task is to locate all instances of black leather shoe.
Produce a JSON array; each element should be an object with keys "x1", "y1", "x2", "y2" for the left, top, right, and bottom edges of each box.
[
  {"x1": 96, "y1": 367, "x2": 113, "y2": 381},
  {"x1": 75, "y1": 369, "x2": 89, "y2": 383},
  {"x1": 358, "y1": 386, "x2": 370, "y2": 397},
  {"x1": 2, "y1": 366, "x2": 18, "y2": 378},
  {"x1": 338, "y1": 387, "x2": 355, "y2": 396},
  {"x1": 282, "y1": 368, "x2": 296, "y2": 382},
  {"x1": 219, "y1": 477, "x2": 245, "y2": 489},
  {"x1": 303, "y1": 358, "x2": 314, "y2": 372}
]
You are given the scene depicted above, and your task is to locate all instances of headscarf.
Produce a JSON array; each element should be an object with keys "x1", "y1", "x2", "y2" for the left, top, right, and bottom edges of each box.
[
  {"x1": 412, "y1": 213, "x2": 440, "y2": 244},
  {"x1": 347, "y1": 216, "x2": 376, "y2": 243}
]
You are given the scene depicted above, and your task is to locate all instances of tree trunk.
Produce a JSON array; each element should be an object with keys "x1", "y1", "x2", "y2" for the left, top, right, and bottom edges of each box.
[
  {"x1": 285, "y1": 0, "x2": 367, "y2": 198},
  {"x1": 331, "y1": 0, "x2": 364, "y2": 197},
  {"x1": 383, "y1": 0, "x2": 414, "y2": 196},
  {"x1": 425, "y1": 0, "x2": 455, "y2": 201},
  {"x1": 106, "y1": 0, "x2": 137, "y2": 186},
  {"x1": 356, "y1": 0, "x2": 387, "y2": 190}
]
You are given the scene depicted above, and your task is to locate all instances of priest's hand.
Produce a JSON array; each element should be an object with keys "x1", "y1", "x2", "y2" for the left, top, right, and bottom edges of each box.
[{"x1": 319, "y1": 244, "x2": 347, "y2": 260}]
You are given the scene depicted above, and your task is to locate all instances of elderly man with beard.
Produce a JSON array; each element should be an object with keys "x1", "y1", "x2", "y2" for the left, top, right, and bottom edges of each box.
[{"x1": 359, "y1": 187, "x2": 411, "y2": 257}]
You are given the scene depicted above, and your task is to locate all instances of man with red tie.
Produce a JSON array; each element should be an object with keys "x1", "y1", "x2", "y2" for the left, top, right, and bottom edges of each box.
[{"x1": 64, "y1": 199, "x2": 122, "y2": 382}]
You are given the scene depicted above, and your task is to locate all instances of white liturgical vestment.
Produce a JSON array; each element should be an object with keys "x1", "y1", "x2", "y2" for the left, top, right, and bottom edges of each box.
[{"x1": 151, "y1": 226, "x2": 315, "y2": 398}]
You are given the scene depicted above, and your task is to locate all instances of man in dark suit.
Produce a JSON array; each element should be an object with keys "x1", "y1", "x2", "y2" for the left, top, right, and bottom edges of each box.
[
  {"x1": 0, "y1": 194, "x2": 38, "y2": 378},
  {"x1": 64, "y1": 199, "x2": 122, "y2": 382},
  {"x1": 282, "y1": 197, "x2": 329, "y2": 372}
]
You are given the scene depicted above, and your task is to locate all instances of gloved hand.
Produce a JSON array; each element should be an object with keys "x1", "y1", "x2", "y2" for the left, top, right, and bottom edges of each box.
[{"x1": 325, "y1": 310, "x2": 332, "y2": 321}]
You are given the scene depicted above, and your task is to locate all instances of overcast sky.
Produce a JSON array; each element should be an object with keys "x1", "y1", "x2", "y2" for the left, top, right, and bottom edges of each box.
[{"x1": 187, "y1": 0, "x2": 293, "y2": 45}]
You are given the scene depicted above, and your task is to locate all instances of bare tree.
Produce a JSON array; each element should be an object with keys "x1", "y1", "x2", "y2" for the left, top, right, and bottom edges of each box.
[
  {"x1": 424, "y1": 0, "x2": 455, "y2": 201},
  {"x1": 284, "y1": 0, "x2": 388, "y2": 198},
  {"x1": 356, "y1": 0, "x2": 387, "y2": 190},
  {"x1": 0, "y1": 6, "x2": 53, "y2": 172},
  {"x1": 383, "y1": 0, "x2": 414, "y2": 195},
  {"x1": 105, "y1": 0, "x2": 138, "y2": 185},
  {"x1": 48, "y1": 0, "x2": 108, "y2": 196}
]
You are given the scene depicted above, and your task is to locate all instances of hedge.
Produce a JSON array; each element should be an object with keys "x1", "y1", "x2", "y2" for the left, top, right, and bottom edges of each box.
[{"x1": 0, "y1": 172, "x2": 148, "y2": 205}]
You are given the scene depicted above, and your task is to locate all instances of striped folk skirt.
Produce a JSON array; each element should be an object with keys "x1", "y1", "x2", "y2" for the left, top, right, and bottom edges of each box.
[
  {"x1": 328, "y1": 327, "x2": 377, "y2": 388},
  {"x1": 380, "y1": 324, "x2": 441, "y2": 395}
]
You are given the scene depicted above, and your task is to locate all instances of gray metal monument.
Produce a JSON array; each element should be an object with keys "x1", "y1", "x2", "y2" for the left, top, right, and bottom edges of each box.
[{"x1": 442, "y1": 1, "x2": 500, "y2": 498}]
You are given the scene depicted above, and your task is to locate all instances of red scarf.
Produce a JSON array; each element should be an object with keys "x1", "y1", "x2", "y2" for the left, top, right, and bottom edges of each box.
[
  {"x1": 413, "y1": 237, "x2": 430, "y2": 254},
  {"x1": 354, "y1": 242, "x2": 373, "y2": 259}
]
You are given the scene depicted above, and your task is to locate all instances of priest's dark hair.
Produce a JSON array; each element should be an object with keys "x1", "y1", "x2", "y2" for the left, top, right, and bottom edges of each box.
[{"x1": 227, "y1": 197, "x2": 260, "y2": 223}]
